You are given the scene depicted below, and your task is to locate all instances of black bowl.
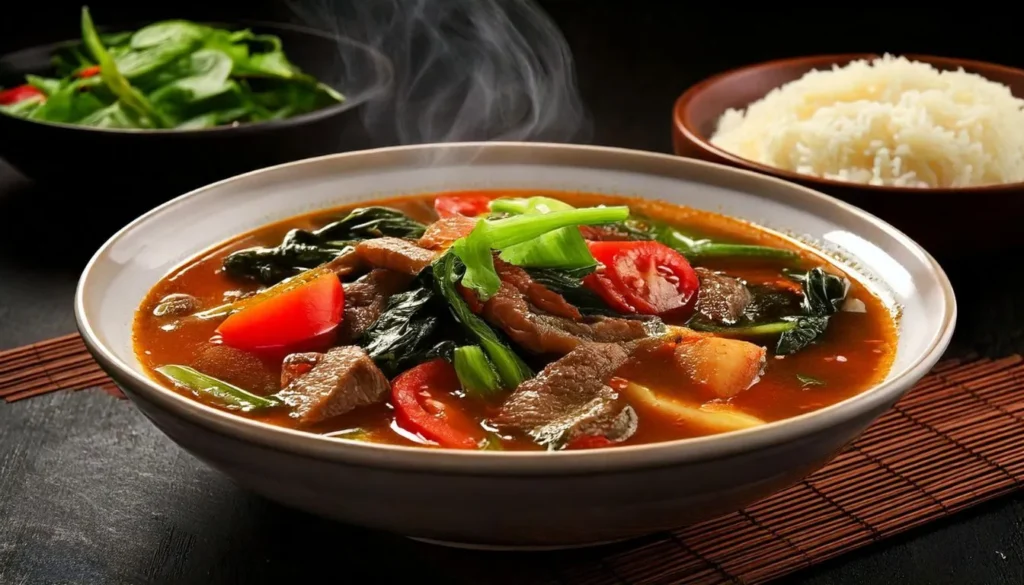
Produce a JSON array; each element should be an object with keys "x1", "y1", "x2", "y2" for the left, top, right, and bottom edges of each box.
[{"x1": 0, "y1": 21, "x2": 392, "y2": 201}]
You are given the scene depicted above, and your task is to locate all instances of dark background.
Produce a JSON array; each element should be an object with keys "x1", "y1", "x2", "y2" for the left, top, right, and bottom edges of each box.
[{"x1": 2, "y1": 2, "x2": 1023, "y2": 584}]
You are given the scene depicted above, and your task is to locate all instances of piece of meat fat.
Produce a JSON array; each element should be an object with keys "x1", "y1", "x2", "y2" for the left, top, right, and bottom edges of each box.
[
  {"x1": 355, "y1": 237, "x2": 436, "y2": 275},
  {"x1": 694, "y1": 268, "x2": 752, "y2": 325},
  {"x1": 673, "y1": 336, "x2": 766, "y2": 399},
  {"x1": 277, "y1": 346, "x2": 390, "y2": 424},
  {"x1": 491, "y1": 342, "x2": 640, "y2": 449}
]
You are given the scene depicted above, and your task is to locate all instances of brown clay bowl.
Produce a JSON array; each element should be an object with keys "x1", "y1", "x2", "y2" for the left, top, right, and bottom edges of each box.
[{"x1": 673, "y1": 53, "x2": 1024, "y2": 258}]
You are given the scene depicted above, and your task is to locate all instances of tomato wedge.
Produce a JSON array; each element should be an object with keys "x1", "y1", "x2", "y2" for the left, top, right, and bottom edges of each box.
[
  {"x1": 392, "y1": 359, "x2": 487, "y2": 449},
  {"x1": 434, "y1": 193, "x2": 493, "y2": 219},
  {"x1": 216, "y1": 271, "x2": 344, "y2": 354},
  {"x1": 0, "y1": 85, "x2": 44, "y2": 106},
  {"x1": 583, "y1": 240, "x2": 700, "y2": 319}
]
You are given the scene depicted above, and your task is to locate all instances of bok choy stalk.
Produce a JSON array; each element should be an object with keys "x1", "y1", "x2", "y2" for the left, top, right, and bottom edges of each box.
[
  {"x1": 490, "y1": 196, "x2": 597, "y2": 271},
  {"x1": 453, "y1": 345, "x2": 502, "y2": 397},
  {"x1": 454, "y1": 203, "x2": 630, "y2": 301},
  {"x1": 156, "y1": 365, "x2": 280, "y2": 411},
  {"x1": 433, "y1": 252, "x2": 532, "y2": 388}
]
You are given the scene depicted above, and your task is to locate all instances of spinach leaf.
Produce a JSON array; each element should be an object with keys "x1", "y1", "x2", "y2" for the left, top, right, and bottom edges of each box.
[
  {"x1": 221, "y1": 208, "x2": 425, "y2": 285},
  {"x1": 223, "y1": 229, "x2": 352, "y2": 285},
  {"x1": 76, "y1": 101, "x2": 142, "y2": 128},
  {"x1": 359, "y1": 285, "x2": 446, "y2": 377},
  {"x1": 25, "y1": 75, "x2": 62, "y2": 96},
  {"x1": 130, "y1": 20, "x2": 209, "y2": 50},
  {"x1": 148, "y1": 49, "x2": 237, "y2": 122},
  {"x1": 775, "y1": 316, "x2": 829, "y2": 355},
  {"x1": 315, "y1": 207, "x2": 428, "y2": 241},
  {"x1": 27, "y1": 79, "x2": 106, "y2": 123},
  {"x1": 793, "y1": 267, "x2": 849, "y2": 316},
  {"x1": 8, "y1": 12, "x2": 343, "y2": 130}
]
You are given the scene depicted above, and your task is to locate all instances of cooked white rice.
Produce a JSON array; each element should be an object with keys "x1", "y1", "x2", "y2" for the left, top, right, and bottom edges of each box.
[{"x1": 709, "y1": 54, "x2": 1024, "y2": 188}]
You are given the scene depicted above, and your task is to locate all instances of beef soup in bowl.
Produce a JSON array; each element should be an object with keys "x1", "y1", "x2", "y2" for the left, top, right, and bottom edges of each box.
[{"x1": 76, "y1": 142, "x2": 955, "y2": 548}]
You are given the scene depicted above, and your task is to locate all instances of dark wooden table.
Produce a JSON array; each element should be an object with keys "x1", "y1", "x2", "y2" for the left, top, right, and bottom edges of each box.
[{"x1": 3, "y1": 3, "x2": 1024, "y2": 584}]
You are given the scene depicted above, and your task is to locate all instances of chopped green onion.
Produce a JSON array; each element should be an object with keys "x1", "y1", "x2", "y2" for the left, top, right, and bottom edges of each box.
[
  {"x1": 156, "y1": 364, "x2": 280, "y2": 411},
  {"x1": 453, "y1": 345, "x2": 502, "y2": 397}
]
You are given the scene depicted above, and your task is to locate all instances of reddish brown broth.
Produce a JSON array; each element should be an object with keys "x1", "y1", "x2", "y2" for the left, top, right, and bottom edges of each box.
[{"x1": 133, "y1": 191, "x2": 897, "y2": 450}]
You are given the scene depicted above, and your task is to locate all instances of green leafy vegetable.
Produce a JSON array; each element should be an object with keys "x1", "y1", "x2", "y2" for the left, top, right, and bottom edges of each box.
[
  {"x1": 315, "y1": 207, "x2": 428, "y2": 242},
  {"x1": 433, "y1": 251, "x2": 533, "y2": 388},
  {"x1": 2, "y1": 9, "x2": 344, "y2": 129},
  {"x1": 82, "y1": 7, "x2": 169, "y2": 127},
  {"x1": 358, "y1": 283, "x2": 455, "y2": 377},
  {"x1": 688, "y1": 267, "x2": 849, "y2": 355},
  {"x1": 619, "y1": 216, "x2": 798, "y2": 261},
  {"x1": 156, "y1": 364, "x2": 280, "y2": 411},
  {"x1": 454, "y1": 205, "x2": 630, "y2": 301},
  {"x1": 797, "y1": 374, "x2": 826, "y2": 388},
  {"x1": 223, "y1": 230, "x2": 352, "y2": 285},
  {"x1": 222, "y1": 207, "x2": 426, "y2": 284},
  {"x1": 492, "y1": 196, "x2": 599, "y2": 271},
  {"x1": 453, "y1": 345, "x2": 502, "y2": 397}
]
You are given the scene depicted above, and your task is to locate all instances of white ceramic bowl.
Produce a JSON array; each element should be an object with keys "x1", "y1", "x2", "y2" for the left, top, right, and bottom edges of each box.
[{"x1": 75, "y1": 142, "x2": 956, "y2": 549}]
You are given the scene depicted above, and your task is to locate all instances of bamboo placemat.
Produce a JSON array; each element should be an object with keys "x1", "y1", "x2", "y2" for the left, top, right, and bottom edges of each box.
[{"x1": 2, "y1": 334, "x2": 1023, "y2": 584}]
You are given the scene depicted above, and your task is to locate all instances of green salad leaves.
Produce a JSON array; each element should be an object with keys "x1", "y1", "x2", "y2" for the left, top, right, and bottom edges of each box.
[{"x1": 0, "y1": 7, "x2": 343, "y2": 129}]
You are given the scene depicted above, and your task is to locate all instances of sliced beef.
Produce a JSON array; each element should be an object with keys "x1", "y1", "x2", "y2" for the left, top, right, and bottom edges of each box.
[
  {"x1": 322, "y1": 247, "x2": 364, "y2": 278},
  {"x1": 355, "y1": 237, "x2": 436, "y2": 275},
  {"x1": 578, "y1": 225, "x2": 632, "y2": 241},
  {"x1": 418, "y1": 216, "x2": 477, "y2": 250},
  {"x1": 491, "y1": 342, "x2": 639, "y2": 448},
  {"x1": 481, "y1": 280, "x2": 653, "y2": 355},
  {"x1": 693, "y1": 268, "x2": 752, "y2": 325},
  {"x1": 493, "y1": 259, "x2": 581, "y2": 320},
  {"x1": 280, "y1": 352, "x2": 323, "y2": 388},
  {"x1": 277, "y1": 346, "x2": 390, "y2": 424},
  {"x1": 339, "y1": 269, "x2": 413, "y2": 343}
]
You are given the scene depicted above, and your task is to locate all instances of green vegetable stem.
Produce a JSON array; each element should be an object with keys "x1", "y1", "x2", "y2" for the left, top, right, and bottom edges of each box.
[
  {"x1": 453, "y1": 345, "x2": 503, "y2": 397},
  {"x1": 156, "y1": 364, "x2": 280, "y2": 411}
]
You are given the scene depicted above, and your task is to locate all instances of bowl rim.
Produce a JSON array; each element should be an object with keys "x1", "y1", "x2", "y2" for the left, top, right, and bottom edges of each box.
[
  {"x1": 674, "y1": 52, "x2": 1024, "y2": 194},
  {"x1": 0, "y1": 19, "x2": 393, "y2": 136},
  {"x1": 75, "y1": 141, "x2": 957, "y2": 475}
]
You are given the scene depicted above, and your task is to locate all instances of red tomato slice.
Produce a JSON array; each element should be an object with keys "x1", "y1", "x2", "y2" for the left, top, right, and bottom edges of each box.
[
  {"x1": 392, "y1": 359, "x2": 487, "y2": 449},
  {"x1": 434, "y1": 193, "x2": 494, "y2": 219},
  {"x1": 584, "y1": 241, "x2": 699, "y2": 319},
  {"x1": 216, "y1": 272, "x2": 344, "y2": 354},
  {"x1": 77, "y1": 65, "x2": 101, "y2": 78},
  {"x1": 0, "y1": 85, "x2": 44, "y2": 106}
]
